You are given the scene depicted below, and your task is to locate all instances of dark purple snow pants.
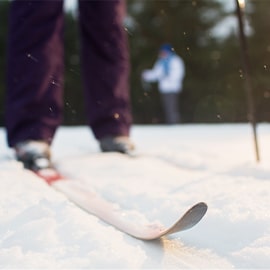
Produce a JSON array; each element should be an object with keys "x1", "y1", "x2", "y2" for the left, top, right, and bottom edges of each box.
[{"x1": 6, "y1": 0, "x2": 132, "y2": 147}]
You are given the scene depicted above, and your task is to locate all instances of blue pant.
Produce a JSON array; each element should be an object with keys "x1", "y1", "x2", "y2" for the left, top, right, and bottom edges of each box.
[{"x1": 6, "y1": 0, "x2": 132, "y2": 147}]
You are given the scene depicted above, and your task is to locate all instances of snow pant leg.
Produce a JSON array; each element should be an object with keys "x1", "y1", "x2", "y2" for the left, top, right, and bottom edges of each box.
[
  {"x1": 160, "y1": 93, "x2": 180, "y2": 124},
  {"x1": 78, "y1": 0, "x2": 132, "y2": 139},
  {"x1": 6, "y1": 0, "x2": 64, "y2": 147}
]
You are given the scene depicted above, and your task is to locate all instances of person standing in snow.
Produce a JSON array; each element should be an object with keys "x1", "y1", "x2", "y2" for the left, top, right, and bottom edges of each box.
[
  {"x1": 141, "y1": 44, "x2": 185, "y2": 124},
  {"x1": 5, "y1": 0, "x2": 134, "y2": 171}
]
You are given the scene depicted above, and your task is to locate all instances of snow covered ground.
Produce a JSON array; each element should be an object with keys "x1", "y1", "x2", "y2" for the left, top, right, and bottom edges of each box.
[{"x1": 0, "y1": 124, "x2": 270, "y2": 269}]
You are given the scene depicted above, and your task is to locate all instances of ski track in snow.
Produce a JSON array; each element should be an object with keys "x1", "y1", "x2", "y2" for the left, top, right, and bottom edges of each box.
[{"x1": 0, "y1": 124, "x2": 270, "y2": 269}]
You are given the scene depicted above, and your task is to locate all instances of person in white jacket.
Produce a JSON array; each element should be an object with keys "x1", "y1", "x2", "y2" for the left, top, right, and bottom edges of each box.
[{"x1": 142, "y1": 44, "x2": 185, "y2": 124}]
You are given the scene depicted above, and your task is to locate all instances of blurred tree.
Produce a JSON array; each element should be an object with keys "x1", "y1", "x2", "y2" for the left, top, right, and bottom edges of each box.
[
  {"x1": 63, "y1": 11, "x2": 85, "y2": 125},
  {"x1": 247, "y1": 0, "x2": 270, "y2": 122}
]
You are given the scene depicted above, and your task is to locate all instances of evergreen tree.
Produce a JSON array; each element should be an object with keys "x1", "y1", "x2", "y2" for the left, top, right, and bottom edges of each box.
[
  {"x1": 247, "y1": 0, "x2": 270, "y2": 122},
  {"x1": 63, "y1": 11, "x2": 85, "y2": 125}
]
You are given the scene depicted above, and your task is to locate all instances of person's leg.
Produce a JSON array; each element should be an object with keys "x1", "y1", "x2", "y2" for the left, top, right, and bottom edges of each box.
[
  {"x1": 6, "y1": 0, "x2": 65, "y2": 147},
  {"x1": 78, "y1": 0, "x2": 132, "y2": 140},
  {"x1": 161, "y1": 93, "x2": 180, "y2": 124}
]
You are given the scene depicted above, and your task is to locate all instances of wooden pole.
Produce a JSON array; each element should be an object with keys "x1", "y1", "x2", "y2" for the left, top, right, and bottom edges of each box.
[{"x1": 235, "y1": 0, "x2": 260, "y2": 162}]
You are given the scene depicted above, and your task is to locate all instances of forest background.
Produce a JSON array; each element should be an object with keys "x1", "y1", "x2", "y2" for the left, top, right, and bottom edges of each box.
[{"x1": 0, "y1": 0, "x2": 269, "y2": 125}]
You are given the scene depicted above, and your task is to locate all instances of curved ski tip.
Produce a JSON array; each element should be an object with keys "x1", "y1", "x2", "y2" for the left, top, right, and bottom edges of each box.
[
  {"x1": 190, "y1": 202, "x2": 208, "y2": 216},
  {"x1": 195, "y1": 202, "x2": 208, "y2": 211},
  {"x1": 178, "y1": 202, "x2": 208, "y2": 231}
]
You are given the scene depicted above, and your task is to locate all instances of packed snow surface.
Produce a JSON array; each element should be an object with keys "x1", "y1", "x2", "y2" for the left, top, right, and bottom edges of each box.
[{"x1": 0, "y1": 124, "x2": 270, "y2": 269}]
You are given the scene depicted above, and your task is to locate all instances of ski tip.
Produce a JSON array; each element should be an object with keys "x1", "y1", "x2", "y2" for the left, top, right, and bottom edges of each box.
[
  {"x1": 136, "y1": 202, "x2": 208, "y2": 240},
  {"x1": 190, "y1": 202, "x2": 208, "y2": 217},
  {"x1": 195, "y1": 202, "x2": 208, "y2": 211},
  {"x1": 180, "y1": 202, "x2": 208, "y2": 231}
]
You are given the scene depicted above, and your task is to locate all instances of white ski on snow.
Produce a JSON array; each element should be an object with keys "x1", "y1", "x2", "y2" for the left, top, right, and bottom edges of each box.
[{"x1": 35, "y1": 168, "x2": 208, "y2": 241}]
